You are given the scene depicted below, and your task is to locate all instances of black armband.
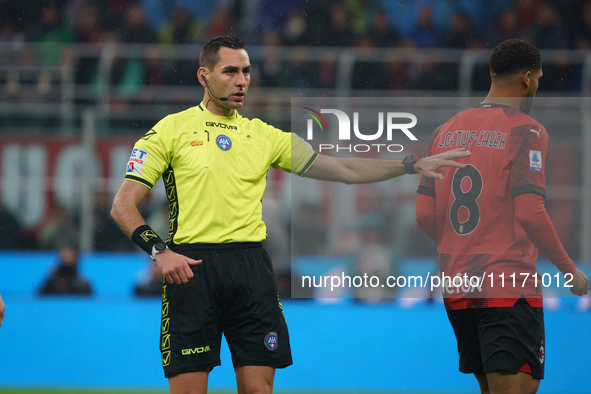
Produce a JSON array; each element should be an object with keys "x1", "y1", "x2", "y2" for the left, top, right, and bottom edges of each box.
[{"x1": 131, "y1": 224, "x2": 165, "y2": 255}]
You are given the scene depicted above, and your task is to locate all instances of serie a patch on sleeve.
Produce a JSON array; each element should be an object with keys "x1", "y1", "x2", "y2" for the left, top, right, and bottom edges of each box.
[
  {"x1": 529, "y1": 150, "x2": 542, "y2": 172},
  {"x1": 126, "y1": 148, "x2": 149, "y2": 176}
]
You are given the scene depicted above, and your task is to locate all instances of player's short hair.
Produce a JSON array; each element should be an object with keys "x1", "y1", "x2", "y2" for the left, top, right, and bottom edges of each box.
[
  {"x1": 199, "y1": 35, "x2": 246, "y2": 69},
  {"x1": 489, "y1": 39, "x2": 541, "y2": 79}
]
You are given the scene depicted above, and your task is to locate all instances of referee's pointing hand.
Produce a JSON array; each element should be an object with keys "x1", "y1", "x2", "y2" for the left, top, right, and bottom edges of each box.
[{"x1": 155, "y1": 250, "x2": 203, "y2": 284}]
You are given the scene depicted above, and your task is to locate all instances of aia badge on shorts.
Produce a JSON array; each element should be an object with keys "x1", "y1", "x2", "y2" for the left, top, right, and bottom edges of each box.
[
  {"x1": 539, "y1": 345, "x2": 545, "y2": 364},
  {"x1": 216, "y1": 134, "x2": 232, "y2": 151},
  {"x1": 264, "y1": 332, "x2": 278, "y2": 351}
]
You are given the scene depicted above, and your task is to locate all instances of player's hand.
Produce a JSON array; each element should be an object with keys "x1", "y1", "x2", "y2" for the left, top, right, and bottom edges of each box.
[
  {"x1": 569, "y1": 267, "x2": 590, "y2": 296},
  {"x1": 414, "y1": 148, "x2": 472, "y2": 181},
  {"x1": 155, "y1": 250, "x2": 202, "y2": 285}
]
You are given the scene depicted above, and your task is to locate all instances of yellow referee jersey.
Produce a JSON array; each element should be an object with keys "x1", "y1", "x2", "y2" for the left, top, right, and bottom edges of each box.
[{"x1": 124, "y1": 103, "x2": 318, "y2": 245}]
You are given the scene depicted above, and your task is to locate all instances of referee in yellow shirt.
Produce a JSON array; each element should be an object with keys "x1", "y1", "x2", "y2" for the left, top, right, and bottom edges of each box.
[{"x1": 111, "y1": 35, "x2": 469, "y2": 394}]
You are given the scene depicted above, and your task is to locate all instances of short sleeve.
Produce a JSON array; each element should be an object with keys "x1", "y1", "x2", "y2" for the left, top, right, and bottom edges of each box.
[
  {"x1": 268, "y1": 128, "x2": 318, "y2": 176},
  {"x1": 124, "y1": 117, "x2": 173, "y2": 189},
  {"x1": 509, "y1": 124, "x2": 549, "y2": 199}
]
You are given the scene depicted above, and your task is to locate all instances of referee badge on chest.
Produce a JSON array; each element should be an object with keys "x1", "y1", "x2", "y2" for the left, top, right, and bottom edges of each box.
[{"x1": 216, "y1": 134, "x2": 232, "y2": 151}]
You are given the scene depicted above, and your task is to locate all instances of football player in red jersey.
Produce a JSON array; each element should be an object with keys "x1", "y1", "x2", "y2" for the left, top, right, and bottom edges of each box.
[{"x1": 416, "y1": 39, "x2": 589, "y2": 394}]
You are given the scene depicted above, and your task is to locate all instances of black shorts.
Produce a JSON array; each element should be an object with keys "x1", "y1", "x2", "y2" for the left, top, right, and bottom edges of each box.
[
  {"x1": 446, "y1": 298, "x2": 545, "y2": 380},
  {"x1": 160, "y1": 242, "x2": 292, "y2": 377}
]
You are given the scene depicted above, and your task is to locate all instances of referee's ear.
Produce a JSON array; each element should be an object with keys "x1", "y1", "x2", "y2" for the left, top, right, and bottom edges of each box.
[{"x1": 197, "y1": 67, "x2": 208, "y2": 88}]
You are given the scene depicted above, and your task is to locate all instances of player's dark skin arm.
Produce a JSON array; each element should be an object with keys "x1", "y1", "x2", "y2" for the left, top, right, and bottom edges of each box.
[
  {"x1": 514, "y1": 193, "x2": 589, "y2": 296},
  {"x1": 111, "y1": 180, "x2": 202, "y2": 285},
  {"x1": 304, "y1": 148, "x2": 471, "y2": 183}
]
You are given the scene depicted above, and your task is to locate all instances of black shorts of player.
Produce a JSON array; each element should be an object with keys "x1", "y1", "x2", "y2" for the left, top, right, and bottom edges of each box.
[
  {"x1": 446, "y1": 298, "x2": 545, "y2": 380},
  {"x1": 160, "y1": 242, "x2": 292, "y2": 377}
]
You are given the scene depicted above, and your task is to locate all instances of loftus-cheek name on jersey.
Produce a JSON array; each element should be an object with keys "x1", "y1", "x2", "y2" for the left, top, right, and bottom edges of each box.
[
  {"x1": 438, "y1": 130, "x2": 507, "y2": 150},
  {"x1": 205, "y1": 121, "x2": 237, "y2": 130}
]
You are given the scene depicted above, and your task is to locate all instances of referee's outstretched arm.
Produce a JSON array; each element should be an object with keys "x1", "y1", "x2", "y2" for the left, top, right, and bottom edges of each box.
[{"x1": 304, "y1": 148, "x2": 471, "y2": 183}]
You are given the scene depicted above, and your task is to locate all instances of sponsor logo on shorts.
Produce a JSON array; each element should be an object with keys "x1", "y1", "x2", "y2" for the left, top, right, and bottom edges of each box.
[
  {"x1": 539, "y1": 345, "x2": 545, "y2": 364},
  {"x1": 264, "y1": 332, "x2": 278, "y2": 351},
  {"x1": 182, "y1": 346, "x2": 211, "y2": 355},
  {"x1": 216, "y1": 134, "x2": 232, "y2": 151}
]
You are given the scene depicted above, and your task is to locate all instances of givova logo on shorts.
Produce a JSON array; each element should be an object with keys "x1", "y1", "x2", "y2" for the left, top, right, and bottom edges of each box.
[
  {"x1": 182, "y1": 346, "x2": 211, "y2": 355},
  {"x1": 264, "y1": 332, "x2": 278, "y2": 351}
]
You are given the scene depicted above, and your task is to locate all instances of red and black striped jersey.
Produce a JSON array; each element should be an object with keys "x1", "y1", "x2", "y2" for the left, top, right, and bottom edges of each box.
[{"x1": 417, "y1": 103, "x2": 552, "y2": 309}]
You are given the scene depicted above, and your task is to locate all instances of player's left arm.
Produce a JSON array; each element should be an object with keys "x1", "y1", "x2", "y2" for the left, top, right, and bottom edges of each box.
[
  {"x1": 510, "y1": 125, "x2": 589, "y2": 295},
  {"x1": 514, "y1": 193, "x2": 589, "y2": 296},
  {"x1": 303, "y1": 148, "x2": 471, "y2": 184}
]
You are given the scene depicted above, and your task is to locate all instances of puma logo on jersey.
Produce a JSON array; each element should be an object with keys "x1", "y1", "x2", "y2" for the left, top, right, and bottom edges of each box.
[{"x1": 529, "y1": 128, "x2": 541, "y2": 137}]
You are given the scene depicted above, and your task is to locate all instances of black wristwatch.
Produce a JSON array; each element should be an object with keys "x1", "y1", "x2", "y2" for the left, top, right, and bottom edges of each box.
[
  {"x1": 402, "y1": 154, "x2": 420, "y2": 174},
  {"x1": 150, "y1": 242, "x2": 168, "y2": 260}
]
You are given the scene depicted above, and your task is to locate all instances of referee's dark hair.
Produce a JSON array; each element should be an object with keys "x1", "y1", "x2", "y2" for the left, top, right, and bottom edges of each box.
[
  {"x1": 489, "y1": 39, "x2": 541, "y2": 79},
  {"x1": 200, "y1": 35, "x2": 246, "y2": 69}
]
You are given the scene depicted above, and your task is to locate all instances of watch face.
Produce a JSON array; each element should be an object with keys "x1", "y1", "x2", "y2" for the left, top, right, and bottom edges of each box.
[
  {"x1": 155, "y1": 242, "x2": 167, "y2": 252},
  {"x1": 403, "y1": 154, "x2": 418, "y2": 163}
]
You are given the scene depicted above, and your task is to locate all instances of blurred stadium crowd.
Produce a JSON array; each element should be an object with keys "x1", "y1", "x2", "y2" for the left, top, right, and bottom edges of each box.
[
  {"x1": 3, "y1": 0, "x2": 591, "y2": 49},
  {"x1": 0, "y1": 0, "x2": 589, "y2": 94}
]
